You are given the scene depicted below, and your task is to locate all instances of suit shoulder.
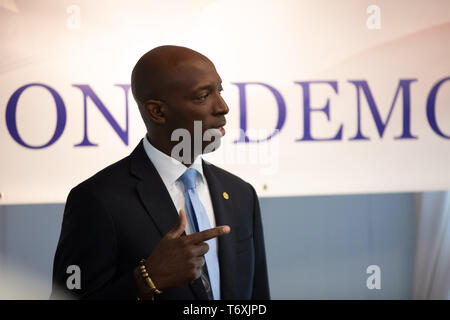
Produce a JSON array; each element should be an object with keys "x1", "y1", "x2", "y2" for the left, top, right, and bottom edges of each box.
[
  {"x1": 70, "y1": 154, "x2": 132, "y2": 196},
  {"x1": 203, "y1": 160, "x2": 255, "y2": 192}
]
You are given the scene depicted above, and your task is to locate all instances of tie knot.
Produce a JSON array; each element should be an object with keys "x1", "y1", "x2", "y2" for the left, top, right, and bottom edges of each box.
[{"x1": 179, "y1": 168, "x2": 197, "y2": 190}]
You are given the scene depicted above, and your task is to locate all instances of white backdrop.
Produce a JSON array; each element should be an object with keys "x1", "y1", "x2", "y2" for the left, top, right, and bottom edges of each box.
[{"x1": 1, "y1": 0, "x2": 449, "y2": 204}]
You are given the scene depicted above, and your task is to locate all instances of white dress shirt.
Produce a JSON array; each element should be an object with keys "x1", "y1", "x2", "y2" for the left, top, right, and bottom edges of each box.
[{"x1": 142, "y1": 135, "x2": 218, "y2": 247}]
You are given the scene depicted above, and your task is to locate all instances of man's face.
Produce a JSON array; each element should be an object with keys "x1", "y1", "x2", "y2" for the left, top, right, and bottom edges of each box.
[{"x1": 162, "y1": 57, "x2": 229, "y2": 154}]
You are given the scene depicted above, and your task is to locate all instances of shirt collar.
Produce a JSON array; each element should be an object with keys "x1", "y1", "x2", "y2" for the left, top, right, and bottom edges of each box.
[{"x1": 142, "y1": 135, "x2": 205, "y2": 188}]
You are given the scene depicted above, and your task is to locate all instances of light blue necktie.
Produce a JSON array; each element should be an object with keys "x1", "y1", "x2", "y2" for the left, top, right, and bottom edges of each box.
[{"x1": 179, "y1": 168, "x2": 221, "y2": 300}]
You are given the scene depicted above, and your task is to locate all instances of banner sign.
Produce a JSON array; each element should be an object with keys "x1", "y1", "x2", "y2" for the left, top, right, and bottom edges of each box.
[{"x1": 1, "y1": 0, "x2": 449, "y2": 204}]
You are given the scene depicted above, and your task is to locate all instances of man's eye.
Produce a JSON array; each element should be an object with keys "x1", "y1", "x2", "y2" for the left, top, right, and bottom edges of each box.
[{"x1": 199, "y1": 94, "x2": 209, "y2": 101}]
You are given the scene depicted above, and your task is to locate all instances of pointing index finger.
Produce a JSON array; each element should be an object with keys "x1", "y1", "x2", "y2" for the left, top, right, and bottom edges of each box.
[{"x1": 185, "y1": 225, "x2": 231, "y2": 244}]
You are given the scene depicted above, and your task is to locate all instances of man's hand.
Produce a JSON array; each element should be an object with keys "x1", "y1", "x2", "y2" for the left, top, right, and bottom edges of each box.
[{"x1": 134, "y1": 209, "x2": 230, "y2": 298}]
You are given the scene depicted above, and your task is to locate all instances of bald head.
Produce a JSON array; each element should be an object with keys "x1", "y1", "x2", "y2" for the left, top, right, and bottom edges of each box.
[
  {"x1": 131, "y1": 45, "x2": 211, "y2": 110},
  {"x1": 130, "y1": 45, "x2": 228, "y2": 162}
]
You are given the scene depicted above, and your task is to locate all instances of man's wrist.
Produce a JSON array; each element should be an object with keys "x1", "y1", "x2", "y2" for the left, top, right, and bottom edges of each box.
[{"x1": 134, "y1": 267, "x2": 155, "y2": 300}]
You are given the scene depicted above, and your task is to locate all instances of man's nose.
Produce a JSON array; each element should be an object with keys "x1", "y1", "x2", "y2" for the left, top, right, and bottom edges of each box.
[{"x1": 215, "y1": 94, "x2": 229, "y2": 115}]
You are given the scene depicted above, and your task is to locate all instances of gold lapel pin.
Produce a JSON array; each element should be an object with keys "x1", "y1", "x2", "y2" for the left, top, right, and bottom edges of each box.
[{"x1": 222, "y1": 192, "x2": 229, "y2": 200}]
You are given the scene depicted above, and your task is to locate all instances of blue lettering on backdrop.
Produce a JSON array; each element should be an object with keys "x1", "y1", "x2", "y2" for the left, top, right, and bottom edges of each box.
[
  {"x1": 5, "y1": 83, "x2": 67, "y2": 149},
  {"x1": 348, "y1": 79, "x2": 418, "y2": 140},
  {"x1": 426, "y1": 77, "x2": 450, "y2": 139},
  {"x1": 232, "y1": 82, "x2": 286, "y2": 143},
  {"x1": 295, "y1": 81, "x2": 343, "y2": 141},
  {"x1": 3, "y1": 78, "x2": 449, "y2": 148},
  {"x1": 73, "y1": 84, "x2": 131, "y2": 147}
]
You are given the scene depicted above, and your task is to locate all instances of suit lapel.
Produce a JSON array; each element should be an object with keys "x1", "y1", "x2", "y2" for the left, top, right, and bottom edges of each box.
[
  {"x1": 202, "y1": 160, "x2": 237, "y2": 299},
  {"x1": 130, "y1": 141, "x2": 209, "y2": 300},
  {"x1": 130, "y1": 141, "x2": 180, "y2": 237}
]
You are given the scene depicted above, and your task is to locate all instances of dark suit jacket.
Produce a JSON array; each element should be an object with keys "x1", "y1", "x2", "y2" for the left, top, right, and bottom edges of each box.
[{"x1": 51, "y1": 140, "x2": 270, "y2": 300}]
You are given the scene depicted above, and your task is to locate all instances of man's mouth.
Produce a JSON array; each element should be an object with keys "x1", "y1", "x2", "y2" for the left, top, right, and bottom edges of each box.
[{"x1": 213, "y1": 120, "x2": 226, "y2": 136}]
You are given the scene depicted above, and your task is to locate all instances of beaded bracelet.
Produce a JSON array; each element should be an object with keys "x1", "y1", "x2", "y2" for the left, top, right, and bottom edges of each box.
[{"x1": 139, "y1": 259, "x2": 162, "y2": 295}]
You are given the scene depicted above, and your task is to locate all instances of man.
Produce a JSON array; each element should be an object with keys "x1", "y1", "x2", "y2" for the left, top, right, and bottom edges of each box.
[{"x1": 51, "y1": 45, "x2": 270, "y2": 300}]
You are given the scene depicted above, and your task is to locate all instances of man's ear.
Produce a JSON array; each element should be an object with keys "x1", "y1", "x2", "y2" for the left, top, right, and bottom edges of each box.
[{"x1": 144, "y1": 99, "x2": 166, "y2": 125}]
